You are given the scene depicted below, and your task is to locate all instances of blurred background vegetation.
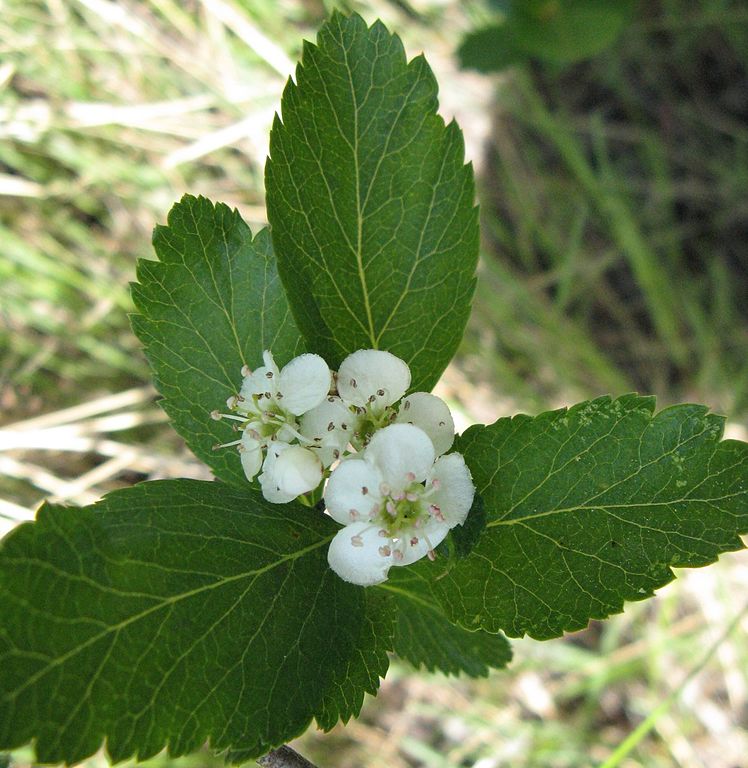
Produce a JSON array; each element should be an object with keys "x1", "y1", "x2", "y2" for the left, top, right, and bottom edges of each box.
[{"x1": 1, "y1": 0, "x2": 747, "y2": 766}]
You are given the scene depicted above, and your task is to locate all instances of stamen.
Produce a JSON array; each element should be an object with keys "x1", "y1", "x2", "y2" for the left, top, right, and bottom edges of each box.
[
  {"x1": 215, "y1": 413, "x2": 249, "y2": 423},
  {"x1": 212, "y1": 438, "x2": 242, "y2": 451},
  {"x1": 429, "y1": 504, "x2": 445, "y2": 522},
  {"x1": 226, "y1": 395, "x2": 239, "y2": 409},
  {"x1": 351, "y1": 535, "x2": 364, "y2": 547},
  {"x1": 378, "y1": 545, "x2": 391, "y2": 557}
]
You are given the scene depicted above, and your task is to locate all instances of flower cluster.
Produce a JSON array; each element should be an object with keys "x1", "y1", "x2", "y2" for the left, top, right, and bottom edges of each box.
[{"x1": 213, "y1": 349, "x2": 474, "y2": 584}]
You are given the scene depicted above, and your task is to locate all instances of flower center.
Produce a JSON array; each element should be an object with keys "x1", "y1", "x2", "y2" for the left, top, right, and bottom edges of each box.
[
  {"x1": 374, "y1": 475, "x2": 442, "y2": 537},
  {"x1": 212, "y1": 392, "x2": 306, "y2": 447},
  {"x1": 350, "y1": 401, "x2": 397, "y2": 450}
]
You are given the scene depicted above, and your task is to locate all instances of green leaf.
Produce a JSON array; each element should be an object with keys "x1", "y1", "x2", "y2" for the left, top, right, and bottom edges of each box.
[
  {"x1": 436, "y1": 395, "x2": 748, "y2": 640},
  {"x1": 384, "y1": 567, "x2": 512, "y2": 677},
  {"x1": 449, "y1": 492, "x2": 487, "y2": 560},
  {"x1": 459, "y1": 0, "x2": 636, "y2": 72},
  {"x1": 131, "y1": 195, "x2": 305, "y2": 487},
  {"x1": 266, "y1": 12, "x2": 479, "y2": 392},
  {"x1": 0, "y1": 480, "x2": 392, "y2": 763}
]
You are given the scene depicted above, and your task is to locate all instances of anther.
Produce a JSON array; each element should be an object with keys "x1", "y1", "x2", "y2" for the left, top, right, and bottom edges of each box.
[
  {"x1": 341, "y1": 423, "x2": 348, "y2": 430},
  {"x1": 361, "y1": 486, "x2": 369, "y2": 495},
  {"x1": 378, "y1": 545, "x2": 391, "y2": 557},
  {"x1": 241, "y1": 364, "x2": 251, "y2": 377},
  {"x1": 210, "y1": 410, "x2": 222, "y2": 420},
  {"x1": 410, "y1": 536, "x2": 419, "y2": 546},
  {"x1": 386, "y1": 501, "x2": 397, "y2": 517},
  {"x1": 406, "y1": 471, "x2": 416, "y2": 482},
  {"x1": 392, "y1": 549, "x2": 404, "y2": 562},
  {"x1": 264, "y1": 391, "x2": 272, "y2": 399},
  {"x1": 265, "y1": 371, "x2": 273, "y2": 378},
  {"x1": 379, "y1": 483, "x2": 391, "y2": 496},
  {"x1": 427, "y1": 549, "x2": 437, "y2": 562},
  {"x1": 226, "y1": 395, "x2": 239, "y2": 409},
  {"x1": 349, "y1": 509, "x2": 359, "y2": 520},
  {"x1": 376, "y1": 388, "x2": 385, "y2": 397},
  {"x1": 429, "y1": 504, "x2": 445, "y2": 522},
  {"x1": 403, "y1": 400, "x2": 411, "y2": 411},
  {"x1": 327, "y1": 422, "x2": 335, "y2": 431},
  {"x1": 351, "y1": 535, "x2": 364, "y2": 547},
  {"x1": 368, "y1": 395, "x2": 376, "y2": 404},
  {"x1": 430, "y1": 478, "x2": 441, "y2": 490},
  {"x1": 406, "y1": 492, "x2": 418, "y2": 502},
  {"x1": 350, "y1": 378, "x2": 357, "y2": 388}
]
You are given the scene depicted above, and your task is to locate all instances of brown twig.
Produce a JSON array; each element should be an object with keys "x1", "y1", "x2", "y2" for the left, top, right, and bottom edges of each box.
[{"x1": 257, "y1": 745, "x2": 320, "y2": 768}]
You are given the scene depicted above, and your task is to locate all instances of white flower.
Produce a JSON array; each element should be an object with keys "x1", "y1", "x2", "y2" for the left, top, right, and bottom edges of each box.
[
  {"x1": 302, "y1": 349, "x2": 456, "y2": 454},
  {"x1": 325, "y1": 423, "x2": 474, "y2": 586},
  {"x1": 213, "y1": 350, "x2": 332, "y2": 502}
]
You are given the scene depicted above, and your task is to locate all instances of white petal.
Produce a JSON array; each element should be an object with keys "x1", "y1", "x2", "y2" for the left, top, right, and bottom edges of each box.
[
  {"x1": 365, "y1": 423, "x2": 435, "y2": 487},
  {"x1": 337, "y1": 349, "x2": 411, "y2": 408},
  {"x1": 299, "y1": 397, "x2": 359, "y2": 466},
  {"x1": 277, "y1": 354, "x2": 331, "y2": 415},
  {"x1": 259, "y1": 473, "x2": 296, "y2": 504},
  {"x1": 396, "y1": 392, "x2": 455, "y2": 455},
  {"x1": 324, "y1": 459, "x2": 382, "y2": 525},
  {"x1": 327, "y1": 522, "x2": 393, "y2": 586},
  {"x1": 239, "y1": 353, "x2": 279, "y2": 402},
  {"x1": 268, "y1": 445, "x2": 323, "y2": 497},
  {"x1": 258, "y1": 442, "x2": 295, "y2": 503},
  {"x1": 396, "y1": 517, "x2": 450, "y2": 566},
  {"x1": 239, "y1": 434, "x2": 263, "y2": 481},
  {"x1": 429, "y1": 453, "x2": 475, "y2": 527}
]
